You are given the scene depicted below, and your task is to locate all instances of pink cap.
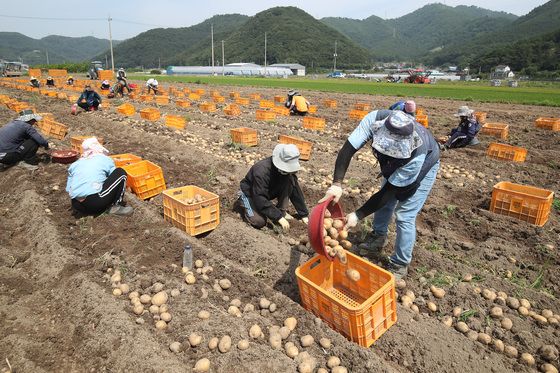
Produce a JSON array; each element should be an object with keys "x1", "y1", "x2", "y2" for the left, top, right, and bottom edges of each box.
[{"x1": 405, "y1": 100, "x2": 416, "y2": 113}]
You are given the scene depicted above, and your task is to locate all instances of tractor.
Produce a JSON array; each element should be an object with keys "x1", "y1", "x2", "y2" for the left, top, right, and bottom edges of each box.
[
  {"x1": 87, "y1": 61, "x2": 104, "y2": 80},
  {"x1": 403, "y1": 69, "x2": 431, "y2": 84}
]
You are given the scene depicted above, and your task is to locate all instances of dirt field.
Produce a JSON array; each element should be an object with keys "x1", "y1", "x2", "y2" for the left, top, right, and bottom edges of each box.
[{"x1": 0, "y1": 80, "x2": 559, "y2": 373}]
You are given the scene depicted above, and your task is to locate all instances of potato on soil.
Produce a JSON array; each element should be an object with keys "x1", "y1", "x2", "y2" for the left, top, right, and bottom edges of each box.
[
  {"x1": 194, "y1": 259, "x2": 203, "y2": 268},
  {"x1": 238, "y1": 339, "x2": 250, "y2": 350},
  {"x1": 427, "y1": 302, "x2": 437, "y2": 312},
  {"x1": 466, "y1": 330, "x2": 478, "y2": 341},
  {"x1": 185, "y1": 273, "x2": 196, "y2": 284},
  {"x1": 504, "y1": 345, "x2": 518, "y2": 358},
  {"x1": 284, "y1": 317, "x2": 297, "y2": 331},
  {"x1": 519, "y1": 298, "x2": 531, "y2": 309},
  {"x1": 228, "y1": 305, "x2": 241, "y2": 317},
  {"x1": 430, "y1": 285, "x2": 445, "y2": 299},
  {"x1": 319, "y1": 337, "x2": 331, "y2": 349},
  {"x1": 170, "y1": 289, "x2": 180, "y2": 297},
  {"x1": 541, "y1": 364, "x2": 559, "y2": 373},
  {"x1": 198, "y1": 310, "x2": 210, "y2": 320},
  {"x1": 500, "y1": 318, "x2": 513, "y2": 330},
  {"x1": 477, "y1": 333, "x2": 491, "y2": 345},
  {"x1": 133, "y1": 305, "x2": 144, "y2": 315},
  {"x1": 400, "y1": 295, "x2": 413, "y2": 308},
  {"x1": 159, "y1": 304, "x2": 169, "y2": 313},
  {"x1": 218, "y1": 335, "x2": 231, "y2": 353},
  {"x1": 269, "y1": 332, "x2": 282, "y2": 349},
  {"x1": 169, "y1": 341, "x2": 181, "y2": 353},
  {"x1": 452, "y1": 307, "x2": 462, "y2": 318},
  {"x1": 259, "y1": 298, "x2": 271, "y2": 309},
  {"x1": 193, "y1": 358, "x2": 210, "y2": 373},
  {"x1": 539, "y1": 345, "x2": 559, "y2": 362},
  {"x1": 442, "y1": 316, "x2": 453, "y2": 327},
  {"x1": 208, "y1": 337, "x2": 219, "y2": 350},
  {"x1": 455, "y1": 322, "x2": 469, "y2": 333},
  {"x1": 112, "y1": 288, "x2": 122, "y2": 296},
  {"x1": 493, "y1": 339, "x2": 505, "y2": 352},
  {"x1": 490, "y1": 307, "x2": 503, "y2": 318},
  {"x1": 249, "y1": 324, "x2": 263, "y2": 339},
  {"x1": 520, "y1": 353, "x2": 536, "y2": 366},
  {"x1": 279, "y1": 326, "x2": 291, "y2": 340},
  {"x1": 118, "y1": 283, "x2": 130, "y2": 294},
  {"x1": 327, "y1": 356, "x2": 341, "y2": 368},
  {"x1": 300, "y1": 335, "x2": 314, "y2": 347},
  {"x1": 219, "y1": 278, "x2": 231, "y2": 290},
  {"x1": 518, "y1": 306, "x2": 529, "y2": 316},
  {"x1": 149, "y1": 305, "x2": 160, "y2": 314},
  {"x1": 189, "y1": 333, "x2": 202, "y2": 347},
  {"x1": 155, "y1": 320, "x2": 167, "y2": 330},
  {"x1": 285, "y1": 343, "x2": 299, "y2": 358},
  {"x1": 160, "y1": 312, "x2": 172, "y2": 322},
  {"x1": 332, "y1": 367, "x2": 348, "y2": 373},
  {"x1": 128, "y1": 291, "x2": 139, "y2": 300}
]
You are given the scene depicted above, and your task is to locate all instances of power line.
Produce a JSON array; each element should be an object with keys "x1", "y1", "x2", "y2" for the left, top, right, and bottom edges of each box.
[{"x1": 0, "y1": 14, "x2": 169, "y2": 27}]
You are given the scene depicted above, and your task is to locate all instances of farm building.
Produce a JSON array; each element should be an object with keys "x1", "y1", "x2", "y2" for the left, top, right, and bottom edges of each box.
[
  {"x1": 166, "y1": 63, "x2": 293, "y2": 77},
  {"x1": 491, "y1": 65, "x2": 515, "y2": 79},
  {"x1": 269, "y1": 63, "x2": 306, "y2": 76}
]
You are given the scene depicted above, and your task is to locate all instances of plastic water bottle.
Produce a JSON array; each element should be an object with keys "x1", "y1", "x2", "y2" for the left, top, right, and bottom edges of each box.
[{"x1": 182, "y1": 244, "x2": 193, "y2": 270}]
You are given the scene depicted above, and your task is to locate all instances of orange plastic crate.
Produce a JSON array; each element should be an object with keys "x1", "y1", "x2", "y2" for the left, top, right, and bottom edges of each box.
[
  {"x1": 110, "y1": 153, "x2": 143, "y2": 167},
  {"x1": 47, "y1": 69, "x2": 67, "y2": 77},
  {"x1": 354, "y1": 103, "x2": 371, "y2": 111},
  {"x1": 122, "y1": 160, "x2": 166, "y2": 200},
  {"x1": 308, "y1": 105, "x2": 318, "y2": 114},
  {"x1": 165, "y1": 115, "x2": 187, "y2": 130},
  {"x1": 199, "y1": 102, "x2": 217, "y2": 112},
  {"x1": 256, "y1": 110, "x2": 276, "y2": 121},
  {"x1": 274, "y1": 95, "x2": 285, "y2": 103},
  {"x1": 37, "y1": 118, "x2": 67, "y2": 140},
  {"x1": 235, "y1": 98, "x2": 250, "y2": 105},
  {"x1": 273, "y1": 106, "x2": 290, "y2": 116},
  {"x1": 229, "y1": 92, "x2": 240, "y2": 99},
  {"x1": 140, "y1": 94, "x2": 154, "y2": 102},
  {"x1": 296, "y1": 252, "x2": 397, "y2": 347},
  {"x1": 212, "y1": 96, "x2": 225, "y2": 103},
  {"x1": 324, "y1": 99, "x2": 337, "y2": 108},
  {"x1": 416, "y1": 108, "x2": 425, "y2": 115},
  {"x1": 481, "y1": 123, "x2": 509, "y2": 139},
  {"x1": 163, "y1": 185, "x2": 220, "y2": 236},
  {"x1": 70, "y1": 136, "x2": 104, "y2": 153},
  {"x1": 416, "y1": 114, "x2": 429, "y2": 128},
  {"x1": 176, "y1": 99, "x2": 191, "y2": 108},
  {"x1": 474, "y1": 112, "x2": 487, "y2": 123},
  {"x1": 97, "y1": 70, "x2": 113, "y2": 80},
  {"x1": 188, "y1": 93, "x2": 201, "y2": 101},
  {"x1": 194, "y1": 89, "x2": 205, "y2": 95},
  {"x1": 259, "y1": 100, "x2": 274, "y2": 108},
  {"x1": 486, "y1": 143, "x2": 527, "y2": 162},
  {"x1": 278, "y1": 135, "x2": 312, "y2": 161},
  {"x1": 249, "y1": 93, "x2": 261, "y2": 100},
  {"x1": 535, "y1": 117, "x2": 560, "y2": 131},
  {"x1": 37, "y1": 112, "x2": 54, "y2": 121},
  {"x1": 117, "y1": 103, "x2": 135, "y2": 116},
  {"x1": 140, "y1": 108, "x2": 161, "y2": 121},
  {"x1": 490, "y1": 182, "x2": 554, "y2": 226},
  {"x1": 155, "y1": 96, "x2": 169, "y2": 105},
  {"x1": 302, "y1": 116, "x2": 326, "y2": 131},
  {"x1": 224, "y1": 104, "x2": 241, "y2": 116},
  {"x1": 230, "y1": 127, "x2": 258, "y2": 147},
  {"x1": 348, "y1": 110, "x2": 368, "y2": 121},
  {"x1": 28, "y1": 68, "x2": 41, "y2": 78}
]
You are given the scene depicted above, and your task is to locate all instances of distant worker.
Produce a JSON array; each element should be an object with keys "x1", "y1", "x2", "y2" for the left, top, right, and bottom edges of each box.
[
  {"x1": 66, "y1": 137, "x2": 133, "y2": 216},
  {"x1": 100, "y1": 79, "x2": 111, "y2": 90},
  {"x1": 441, "y1": 106, "x2": 481, "y2": 149},
  {"x1": 29, "y1": 76, "x2": 40, "y2": 88},
  {"x1": 389, "y1": 100, "x2": 416, "y2": 117},
  {"x1": 72, "y1": 85, "x2": 102, "y2": 114},
  {"x1": 234, "y1": 144, "x2": 309, "y2": 231},
  {"x1": 146, "y1": 78, "x2": 159, "y2": 94},
  {"x1": 117, "y1": 68, "x2": 131, "y2": 93},
  {"x1": 284, "y1": 90, "x2": 310, "y2": 116},
  {"x1": 46, "y1": 76, "x2": 55, "y2": 87},
  {"x1": 67, "y1": 76, "x2": 74, "y2": 85},
  {"x1": 0, "y1": 110, "x2": 49, "y2": 171},
  {"x1": 111, "y1": 80, "x2": 126, "y2": 98}
]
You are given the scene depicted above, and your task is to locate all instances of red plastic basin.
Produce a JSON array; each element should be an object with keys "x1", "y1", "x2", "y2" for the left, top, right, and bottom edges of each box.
[
  {"x1": 51, "y1": 149, "x2": 79, "y2": 164},
  {"x1": 307, "y1": 196, "x2": 345, "y2": 261}
]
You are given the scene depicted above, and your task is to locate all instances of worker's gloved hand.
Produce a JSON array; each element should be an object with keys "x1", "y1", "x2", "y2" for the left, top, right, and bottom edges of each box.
[
  {"x1": 301, "y1": 217, "x2": 309, "y2": 225},
  {"x1": 284, "y1": 213, "x2": 294, "y2": 221},
  {"x1": 344, "y1": 212, "x2": 359, "y2": 231},
  {"x1": 318, "y1": 184, "x2": 343, "y2": 204},
  {"x1": 278, "y1": 217, "x2": 290, "y2": 231}
]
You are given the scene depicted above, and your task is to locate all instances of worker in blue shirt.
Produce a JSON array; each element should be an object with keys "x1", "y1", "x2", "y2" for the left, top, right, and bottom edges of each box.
[
  {"x1": 442, "y1": 106, "x2": 481, "y2": 149},
  {"x1": 66, "y1": 138, "x2": 133, "y2": 216},
  {"x1": 73, "y1": 85, "x2": 102, "y2": 113},
  {"x1": 389, "y1": 100, "x2": 416, "y2": 117},
  {"x1": 319, "y1": 111, "x2": 440, "y2": 279}
]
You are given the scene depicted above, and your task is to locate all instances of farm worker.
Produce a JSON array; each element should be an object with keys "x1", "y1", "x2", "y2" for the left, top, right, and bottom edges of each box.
[
  {"x1": 319, "y1": 111, "x2": 440, "y2": 279},
  {"x1": 73, "y1": 84, "x2": 102, "y2": 113},
  {"x1": 29, "y1": 76, "x2": 40, "y2": 88},
  {"x1": 111, "y1": 80, "x2": 126, "y2": 98},
  {"x1": 117, "y1": 68, "x2": 130, "y2": 93},
  {"x1": 234, "y1": 144, "x2": 309, "y2": 231},
  {"x1": 0, "y1": 110, "x2": 49, "y2": 171},
  {"x1": 100, "y1": 80, "x2": 111, "y2": 90},
  {"x1": 146, "y1": 78, "x2": 159, "y2": 94},
  {"x1": 67, "y1": 76, "x2": 74, "y2": 85},
  {"x1": 442, "y1": 106, "x2": 481, "y2": 149},
  {"x1": 65, "y1": 137, "x2": 133, "y2": 216},
  {"x1": 389, "y1": 100, "x2": 416, "y2": 117},
  {"x1": 46, "y1": 76, "x2": 55, "y2": 87},
  {"x1": 285, "y1": 90, "x2": 310, "y2": 116}
]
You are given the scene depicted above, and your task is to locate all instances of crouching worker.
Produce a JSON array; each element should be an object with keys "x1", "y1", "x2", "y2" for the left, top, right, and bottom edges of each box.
[
  {"x1": 73, "y1": 84, "x2": 102, "y2": 113},
  {"x1": 46, "y1": 76, "x2": 55, "y2": 87},
  {"x1": 0, "y1": 110, "x2": 49, "y2": 171},
  {"x1": 441, "y1": 106, "x2": 481, "y2": 149},
  {"x1": 285, "y1": 90, "x2": 310, "y2": 116},
  {"x1": 234, "y1": 144, "x2": 309, "y2": 231},
  {"x1": 66, "y1": 138, "x2": 133, "y2": 216},
  {"x1": 29, "y1": 76, "x2": 40, "y2": 88},
  {"x1": 67, "y1": 76, "x2": 74, "y2": 85}
]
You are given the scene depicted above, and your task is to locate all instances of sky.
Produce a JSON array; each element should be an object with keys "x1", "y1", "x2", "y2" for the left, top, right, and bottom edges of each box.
[{"x1": 0, "y1": 0, "x2": 550, "y2": 40}]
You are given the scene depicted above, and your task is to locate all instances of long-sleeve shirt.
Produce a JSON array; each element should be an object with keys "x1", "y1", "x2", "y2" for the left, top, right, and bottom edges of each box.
[
  {"x1": 77, "y1": 90, "x2": 102, "y2": 106},
  {"x1": 449, "y1": 117, "x2": 480, "y2": 139},
  {"x1": 240, "y1": 157, "x2": 308, "y2": 221},
  {"x1": 0, "y1": 120, "x2": 48, "y2": 153},
  {"x1": 66, "y1": 155, "x2": 116, "y2": 199}
]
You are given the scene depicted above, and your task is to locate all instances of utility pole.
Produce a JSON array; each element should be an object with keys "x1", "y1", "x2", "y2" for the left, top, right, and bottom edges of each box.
[
  {"x1": 221, "y1": 40, "x2": 225, "y2": 76},
  {"x1": 264, "y1": 32, "x2": 267, "y2": 76},
  {"x1": 211, "y1": 24, "x2": 215, "y2": 74},
  {"x1": 108, "y1": 15, "x2": 115, "y2": 72},
  {"x1": 333, "y1": 40, "x2": 337, "y2": 72},
  {"x1": 46, "y1": 49, "x2": 49, "y2": 65},
  {"x1": 105, "y1": 55, "x2": 108, "y2": 69}
]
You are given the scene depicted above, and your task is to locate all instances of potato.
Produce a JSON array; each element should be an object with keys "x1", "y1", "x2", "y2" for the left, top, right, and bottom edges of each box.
[
  {"x1": 155, "y1": 320, "x2": 167, "y2": 330},
  {"x1": 493, "y1": 339, "x2": 505, "y2": 353},
  {"x1": 442, "y1": 316, "x2": 453, "y2": 327},
  {"x1": 170, "y1": 289, "x2": 180, "y2": 297},
  {"x1": 133, "y1": 305, "x2": 144, "y2": 315},
  {"x1": 159, "y1": 304, "x2": 169, "y2": 313},
  {"x1": 193, "y1": 358, "x2": 210, "y2": 373},
  {"x1": 208, "y1": 337, "x2": 219, "y2": 350},
  {"x1": 324, "y1": 209, "x2": 331, "y2": 218},
  {"x1": 244, "y1": 303, "x2": 255, "y2": 313},
  {"x1": 482, "y1": 289, "x2": 496, "y2": 301},
  {"x1": 149, "y1": 305, "x2": 160, "y2": 314},
  {"x1": 519, "y1": 298, "x2": 531, "y2": 309},
  {"x1": 404, "y1": 290, "x2": 416, "y2": 301},
  {"x1": 317, "y1": 369, "x2": 329, "y2": 373},
  {"x1": 279, "y1": 326, "x2": 291, "y2": 340},
  {"x1": 541, "y1": 363, "x2": 559, "y2": 373},
  {"x1": 455, "y1": 322, "x2": 469, "y2": 333},
  {"x1": 258, "y1": 298, "x2": 270, "y2": 309},
  {"x1": 112, "y1": 288, "x2": 122, "y2": 296},
  {"x1": 323, "y1": 218, "x2": 333, "y2": 229},
  {"x1": 427, "y1": 302, "x2": 437, "y2": 312},
  {"x1": 430, "y1": 285, "x2": 445, "y2": 299},
  {"x1": 300, "y1": 335, "x2": 314, "y2": 347},
  {"x1": 340, "y1": 240, "x2": 352, "y2": 250},
  {"x1": 327, "y1": 239, "x2": 339, "y2": 248},
  {"x1": 477, "y1": 333, "x2": 491, "y2": 345},
  {"x1": 219, "y1": 335, "x2": 231, "y2": 353},
  {"x1": 185, "y1": 273, "x2": 196, "y2": 284},
  {"x1": 504, "y1": 345, "x2": 518, "y2": 358},
  {"x1": 110, "y1": 271, "x2": 121, "y2": 283},
  {"x1": 466, "y1": 330, "x2": 478, "y2": 341},
  {"x1": 327, "y1": 356, "x2": 341, "y2": 368},
  {"x1": 501, "y1": 318, "x2": 513, "y2": 330},
  {"x1": 194, "y1": 259, "x2": 203, "y2": 268},
  {"x1": 533, "y1": 314, "x2": 548, "y2": 325},
  {"x1": 228, "y1": 306, "x2": 241, "y2": 317},
  {"x1": 327, "y1": 247, "x2": 337, "y2": 257},
  {"x1": 189, "y1": 333, "x2": 202, "y2": 347},
  {"x1": 539, "y1": 345, "x2": 559, "y2": 362},
  {"x1": 219, "y1": 278, "x2": 232, "y2": 290},
  {"x1": 284, "y1": 317, "x2": 297, "y2": 331},
  {"x1": 201, "y1": 266, "x2": 213, "y2": 275},
  {"x1": 328, "y1": 227, "x2": 339, "y2": 239},
  {"x1": 520, "y1": 353, "x2": 536, "y2": 366},
  {"x1": 285, "y1": 344, "x2": 299, "y2": 358},
  {"x1": 169, "y1": 341, "x2": 181, "y2": 353},
  {"x1": 269, "y1": 332, "x2": 282, "y2": 349},
  {"x1": 128, "y1": 291, "x2": 139, "y2": 300},
  {"x1": 238, "y1": 339, "x2": 250, "y2": 350},
  {"x1": 319, "y1": 337, "x2": 331, "y2": 349},
  {"x1": 518, "y1": 306, "x2": 529, "y2": 316},
  {"x1": 249, "y1": 324, "x2": 263, "y2": 339},
  {"x1": 400, "y1": 295, "x2": 413, "y2": 308},
  {"x1": 346, "y1": 269, "x2": 360, "y2": 281},
  {"x1": 452, "y1": 306, "x2": 462, "y2": 318},
  {"x1": 160, "y1": 312, "x2": 172, "y2": 322},
  {"x1": 140, "y1": 294, "x2": 151, "y2": 304},
  {"x1": 152, "y1": 282, "x2": 164, "y2": 293},
  {"x1": 269, "y1": 303, "x2": 277, "y2": 313},
  {"x1": 151, "y1": 291, "x2": 168, "y2": 306},
  {"x1": 118, "y1": 283, "x2": 130, "y2": 294},
  {"x1": 490, "y1": 307, "x2": 503, "y2": 318},
  {"x1": 542, "y1": 309, "x2": 554, "y2": 318},
  {"x1": 298, "y1": 360, "x2": 316, "y2": 373},
  {"x1": 332, "y1": 367, "x2": 348, "y2": 373},
  {"x1": 410, "y1": 304, "x2": 420, "y2": 313},
  {"x1": 462, "y1": 273, "x2": 473, "y2": 282},
  {"x1": 336, "y1": 249, "x2": 347, "y2": 264}
]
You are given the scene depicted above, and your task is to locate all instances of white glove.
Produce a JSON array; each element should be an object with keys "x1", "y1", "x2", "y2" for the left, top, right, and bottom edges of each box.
[
  {"x1": 318, "y1": 184, "x2": 343, "y2": 204},
  {"x1": 344, "y1": 212, "x2": 359, "y2": 231},
  {"x1": 278, "y1": 217, "x2": 290, "y2": 231},
  {"x1": 301, "y1": 217, "x2": 309, "y2": 225},
  {"x1": 284, "y1": 213, "x2": 294, "y2": 221}
]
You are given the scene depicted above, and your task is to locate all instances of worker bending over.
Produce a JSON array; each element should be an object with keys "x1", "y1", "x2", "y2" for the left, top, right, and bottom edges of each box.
[
  {"x1": 146, "y1": 78, "x2": 159, "y2": 94},
  {"x1": 234, "y1": 144, "x2": 309, "y2": 231},
  {"x1": 389, "y1": 100, "x2": 416, "y2": 117},
  {"x1": 285, "y1": 90, "x2": 310, "y2": 116}
]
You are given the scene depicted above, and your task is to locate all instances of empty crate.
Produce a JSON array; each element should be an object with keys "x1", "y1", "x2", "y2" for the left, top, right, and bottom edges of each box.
[
  {"x1": 117, "y1": 103, "x2": 135, "y2": 116},
  {"x1": 278, "y1": 135, "x2": 312, "y2": 161},
  {"x1": 165, "y1": 115, "x2": 187, "y2": 130},
  {"x1": 324, "y1": 99, "x2": 337, "y2": 108},
  {"x1": 230, "y1": 127, "x2": 258, "y2": 147},
  {"x1": 486, "y1": 143, "x2": 527, "y2": 162},
  {"x1": 140, "y1": 108, "x2": 161, "y2": 121},
  {"x1": 490, "y1": 182, "x2": 554, "y2": 226},
  {"x1": 535, "y1": 117, "x2": 560, "y2": 131},
  {"x1": 302, "y1": 116, "x2": 326, "y2": 131},
  {"x1": 354, "y1": 103, "x2": 371, "y2": 111},
  {"x1": 122, "y1": 160, "x2": 166, "y2": 200},
  {"x1": 38, "y1": 118, "x2": 68, "y2": 140},
  {"x1": 256, "y1": 110, "x2": 276, "y2": 121},
  {"x1": 481, "y1": 123, "x2": 509, "y2": 139},
  {"x1": 348, "y1": 110, "x2": 368, "y2": 121}
]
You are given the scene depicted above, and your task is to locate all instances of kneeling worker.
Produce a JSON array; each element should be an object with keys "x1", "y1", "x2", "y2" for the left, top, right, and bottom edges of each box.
[
  {"x1": 441, "y1": 106, "x2": 481, "y2": 149},
  {"x1": 66, "y1": 138, "x2": 133, "y2": 216},
  {"x1": 234, "y1": 144, "x2": 309, "y2": 231},
  {"x1": 0, "y1": 110, "x2": 49, "y2": 171},
  {"x1": 285, "y1": 90, "x2": 310, "y2": 116}
]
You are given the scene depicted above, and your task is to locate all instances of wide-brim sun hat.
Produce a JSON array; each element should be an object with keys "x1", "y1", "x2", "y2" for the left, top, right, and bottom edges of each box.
[
  {"x1": 272, "y1": 144, "x2": 301, "y2": 173},
  {"x1": 455, "y1": 105, "x2": 473, "y2": 117},
  {"x1": 288, "y1": 90, "x2": 299, "y2": 96},
  {"x1": 371, "y1": 111, "x2": 423, "y2": 159},
  {"x1": 17, "y1": 109, "x2": 42, "y2": 123}
]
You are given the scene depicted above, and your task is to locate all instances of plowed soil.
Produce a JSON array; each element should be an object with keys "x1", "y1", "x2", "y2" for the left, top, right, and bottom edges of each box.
[{"x1": 0, "y1": 80, "x2": 559, "y2": 373}]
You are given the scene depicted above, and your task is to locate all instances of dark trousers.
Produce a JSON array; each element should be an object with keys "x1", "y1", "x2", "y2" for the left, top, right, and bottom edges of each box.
[
  {"x1": 233, "y1": 193, "x2": 289, "y2": 229},
  {"x1": 0, "y1": 139, "x2": 40, "y2": 165},
  {"x1": 71, "y1": 168, "x2": 127, "y2": 215},
  {"x1": 446, "y1": 131, "x2": 473, "y2": 149},
  {"x1": 147, "y1": 87, "x2": 158, "y2": 95},
  {"x1": 78, "y1": 100, "x2": 100, "y2": 111},
  {"x1": 290, "y1": 109, "x2": 307, "y2": 116}
]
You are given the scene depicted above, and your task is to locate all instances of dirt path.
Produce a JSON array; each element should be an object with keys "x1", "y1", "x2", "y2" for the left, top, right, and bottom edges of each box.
[{"x1": 0, "y1": 81, "x2": 559, "y2": 373}]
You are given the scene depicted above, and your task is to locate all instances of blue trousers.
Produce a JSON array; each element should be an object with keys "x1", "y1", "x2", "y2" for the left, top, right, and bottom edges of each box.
[{"x1": 372, "y1": 161, "x2": 439, "y2": 266}]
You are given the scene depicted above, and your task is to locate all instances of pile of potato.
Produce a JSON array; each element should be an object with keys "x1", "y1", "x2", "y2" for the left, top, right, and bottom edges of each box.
[
  {"x1": 322, "y1": 210, "x2": 351, "y2": 262},
  {"x1": 184, "y1": 193, "x2": 206, "y2": 205}
]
